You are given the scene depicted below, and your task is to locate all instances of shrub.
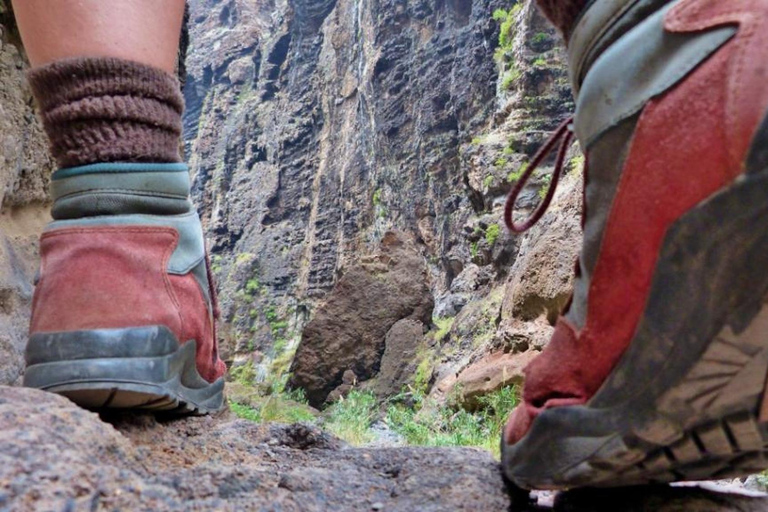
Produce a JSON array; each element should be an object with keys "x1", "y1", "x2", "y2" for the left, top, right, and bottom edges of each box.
[
  {"x1": 385, "y1": 385, "x2": 519, "y2": 458},
  {"x1": 485, "y1": 224, "x2": 501, "y2": 246},
  {"x1": 507, "y1": 162, "x2": 527, "y2": 182},
  {"x1": 501, "y1": 67, "x2": 521, "y2": 90},
  {"x1": 433, "y1": 316, "x2": 455, "y2": 342},
  {"x1": 230, "y1": 360, "x2": 257, "y2": 386},
  {"x1": 531, "y1": 32, "x2": 549, "y2": 45}
]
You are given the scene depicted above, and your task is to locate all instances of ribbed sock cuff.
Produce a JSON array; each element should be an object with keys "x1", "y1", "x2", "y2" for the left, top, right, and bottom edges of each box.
[
  {"x1": 27, "y1": 57, "x2": 184, "y2": 168},
  {"x1": 536, "y1": 0, "x2": 590, "y2": 38}
]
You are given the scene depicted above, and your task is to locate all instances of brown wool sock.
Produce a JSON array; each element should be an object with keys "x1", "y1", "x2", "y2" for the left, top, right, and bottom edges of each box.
[
  {"x1": 27, "y1": 57, "x2": 183, "y2": 168},
  {"x1": 536, "y1": 0, "x2": 590, "y2": 38}
]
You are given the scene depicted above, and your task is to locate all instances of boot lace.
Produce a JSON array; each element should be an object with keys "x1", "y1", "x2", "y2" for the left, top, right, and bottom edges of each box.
[
  {"x1": 504, "y1": 116, "x2": 575, "y2": 233},
  {"x1": 204, "y1": 252, "x2": 221, "y2": 321}
]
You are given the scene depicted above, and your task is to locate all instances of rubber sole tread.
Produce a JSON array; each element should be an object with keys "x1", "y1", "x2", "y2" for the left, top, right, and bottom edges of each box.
[
  {"x1": 24, "y1": 327, "x2": 225, "y2": 415},
  {"x1": 563, "y1": 411, "x2": 768, "y2": 488},
  {"x1": 52, "y1": 385, "x2": 207, "y2": 414}
]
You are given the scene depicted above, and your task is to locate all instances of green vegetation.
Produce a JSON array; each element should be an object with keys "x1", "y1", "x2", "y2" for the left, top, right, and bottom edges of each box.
[
  {"x1": 372, "y1": 188, "x2": 388, "y2": 218},
  {"x1": 531, "y1": 32, "x2": 549, "y2": 45},
  {"x1": 230, "y1": 355, "x2": 519, "y2": 458},
  {"x1": 236, "y1": 252, "x2": 255, "y2": 266},
  {"x1": 230, "y1": 360, "x2": 257, "y2": 386},
  {"x1": 229, "y1": 388, "x2": 316, "y2": 424},
  {"x1": 388, "y1": 385, "x2": 518, "y2": 458},
  {"x1": 266, "y1": 346, "x2": 297, "y2": 393},
  {"x1": 494, "y1": 157, "x2": 508, "y2": 168},
  {"x1": 493, "y1": 4, "x2": 522, "y2": 51},
  {"x1": 501, "y1": 66, "x2": 521, "y2": 91},
  {"x1": 324, "y1": 390, "x2": 379, "y2": 445},
  {"x1": 210, "y1": 254, "x2": 223, "y2": 274},
  {"x1": 507, "y1": 162, "x2": 527, "y2": 183},
  {"x1": 414, "y1": 356, "x2": 434, "y2": 394},
  {"x1": 493, "y1": 3, "x2": 524, "y2": 90},
  {"x1": 386, "y1": 398, "x2": 486, "y2": 449},
  {"x1": 264, "y1": 306, "x2": 289, "y2": 337},
  {"x1": 230, "y1": 401, "x2": 261, "y2": 421},
  {"x1": 570, "y1": 153, "x2": 585, "y2": 173},
  {"x1": 532, "y1": 57, "x2": 547, "y2": 67},
  {"x1": 483, "y1": 175, "x2": 494, "y2": 189},
  {"x1": 432, "y1": 316, "x2": 455, "y2": 342},
  {"x1": 755, "y1": 471, "x2": 768, "y2": 489},
  {"x1": 470, "y1": 241, "x2": 479, "y2": 259},
  {"x1": 485, "y1": 224, "x2": 501, "y2": 246},
  {"x1": 538, "y1": 173, "x2": 552, "y2": 200},
  {"x1": 319, "y1": 386, "x2": 519, "y2": 458},
  {"x1": 245, "y1": 278, "x2": 260, "y2": 295}
]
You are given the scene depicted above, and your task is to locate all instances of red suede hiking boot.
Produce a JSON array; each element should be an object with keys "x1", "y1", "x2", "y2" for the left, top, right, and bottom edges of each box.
[
  {"x1": 23, "y1": 163, "x2": 226, "y2": 413},
  {"x1": 501, "y1": 0, "x2": 768, "y2": 489}
]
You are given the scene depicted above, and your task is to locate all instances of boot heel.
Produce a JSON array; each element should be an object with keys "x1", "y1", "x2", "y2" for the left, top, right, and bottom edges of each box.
[{"x1": 23, "y1": 326, "x2": 224, "y2": 414}]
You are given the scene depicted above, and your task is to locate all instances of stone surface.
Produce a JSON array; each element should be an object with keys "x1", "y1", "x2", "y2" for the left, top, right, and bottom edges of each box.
[
  {"x1": 453, "y1": 349, "x2": 539, "y2": 410},
  {"x1": 373, "y1": 318, "x2": 426, "y2": 398},
  {"x1": 3, "y1": 386, "x2": 768, "y2": 511},
  {"x1": 0, "y1": 3, "x2": 54, "y2": 386},
  {"x1": 289, "y1": 232, "x2": 433, "y2": 407},
  {"x1": 500, "y1": 168, "x2": 583, "y2": 350},
  {"x1": 327, "y1": 369, "x2": 359, "y2": 403},
  {"x1": 0, "y1": 386, "x2": 510, "y2": 511}
]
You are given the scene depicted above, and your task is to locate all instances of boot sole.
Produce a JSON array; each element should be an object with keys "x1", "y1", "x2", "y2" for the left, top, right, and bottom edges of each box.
[
  {"x1": 503, "y1": 168, "x2": 768, "y2": 489},
  {"x1": 23, "y1": 326, "x2": 225, "y2": 414}
]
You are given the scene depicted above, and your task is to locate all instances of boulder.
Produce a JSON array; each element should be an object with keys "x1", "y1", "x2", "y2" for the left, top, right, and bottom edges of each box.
[
  {"x1": 327, "y1": 369, "x2": 358, "y2": 403},
  {"x1": 452, "y1": 350, "x2": 539, "y2": 410},
  {"x1": 289, "y1": 232, "x2": 433, "y2": 407},
  {"x1": 373, "y1": 318, "x2": 426, "y2": 398},
  {"x1": 500, "y1": 169, "x2": 583, "y2": 349}
]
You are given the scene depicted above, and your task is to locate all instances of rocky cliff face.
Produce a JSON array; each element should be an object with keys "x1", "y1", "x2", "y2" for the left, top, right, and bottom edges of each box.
[
  {"x1": 0, "y1": 1, "x2": 54, "y2": 387},
  {"x1": 183, "y1": 0, "x2": 575, "y2": 395}
]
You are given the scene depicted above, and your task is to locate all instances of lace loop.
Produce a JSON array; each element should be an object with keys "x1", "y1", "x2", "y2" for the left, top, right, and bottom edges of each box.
[{"x1": 504, "y1": 116, "x2": 575, "y2": 233}]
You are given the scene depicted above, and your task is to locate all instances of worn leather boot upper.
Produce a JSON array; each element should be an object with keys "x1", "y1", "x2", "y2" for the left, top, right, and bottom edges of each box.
[
  {"x1": 29, "y1": 162, "x2": 226, "y2": 384},
  {"x1": 505, "y1": 0, "x2": 768, "y2": 452}
]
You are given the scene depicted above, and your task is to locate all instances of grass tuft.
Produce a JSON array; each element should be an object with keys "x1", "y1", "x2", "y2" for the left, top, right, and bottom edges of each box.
[{"x1": 324, "y1": 390, "x2": 379, "y2": 446}]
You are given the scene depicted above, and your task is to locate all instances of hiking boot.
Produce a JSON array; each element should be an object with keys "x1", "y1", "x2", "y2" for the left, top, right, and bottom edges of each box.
[
  {"x1": 501, "y1": 0, "x2": 768, "y2": 489},
  {"x1": 23, "y1": 162, "x2": 226, "y2": 413}
]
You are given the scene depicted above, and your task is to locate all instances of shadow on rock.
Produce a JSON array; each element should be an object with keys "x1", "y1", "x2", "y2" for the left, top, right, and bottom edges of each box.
[{"x1": 519, "y1": 483, "x2": 768, "y2": 511}]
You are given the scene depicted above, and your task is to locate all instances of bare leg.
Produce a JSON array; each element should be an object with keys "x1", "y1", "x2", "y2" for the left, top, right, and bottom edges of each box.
[{"x1": 11, "y1": 0, "x2": 185, "y2": 72}]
